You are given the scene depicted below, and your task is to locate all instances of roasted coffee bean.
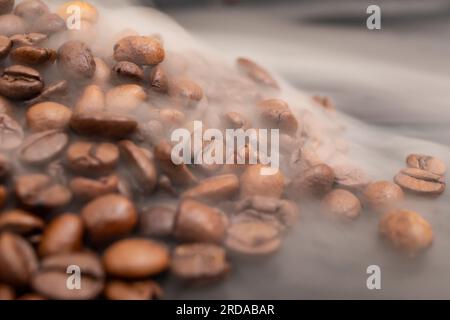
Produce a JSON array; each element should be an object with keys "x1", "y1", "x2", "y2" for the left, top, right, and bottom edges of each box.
[
  {"x1": 394, "y1": 168, "x2": 445, "y2": 195},
  {"x1": 0, "y1": 0, "x2": 14, "y2": 14},
  {"x1": 15, "y1": 174, "x2": 72, "y2": 210},
  {"x1": 240, "y1": 164, "x2": 284, "y2": 199},
  {"x1": 0, "y1": 153, "x2": 11, "y2": 178},
  {"x1": 104, "y1": 280, "x2": 163, "y2": 300},
  {"x1": 237, "y1": 57, "x2": 279, "y2": 89},
  {"x1": 10, "y1": 32, "x2": 47, "y2": 46},
  {"x1": 32, "y1": 252, "x2": 104, "y2": 300},
  {"x1": 0, "y1": 209, "x2": 44, "y2": 234},
  {"x1": 10, "y1": 46, "x2": 57, "y2": 65},
  {"x1": 0, "y1": 35, "x2": 11, "y2": 59},
  {"x1": 31, "y1": 13, "x2": 65, "y2": 35},
  {"x1": 19, "y1": 130, "x2": 68, "y2": 165},
  {"x1": 39, "y1": 213, "x2": 84, "y2": 257},
  {"x1": 139, "y1": 206, "x2": 176, "y2": 238},
  {"x1": 379, "y1": 209, "x2": 433, "y2": 256},
  {"x1": 171, "y1": 243, "x2": 230, "y2": 281},
  {"x1": 0, "y1": 232, "x2": 38, "y2": 287},
  {"x1": 321, "y1": 189, "x2": 361, "y2": 220},
  {"x1": 66, "y1": 141, "x2": 119, "y2": 175},
  {"x1": 114, "y1": 35, "x2": 165, "y2": 66},
  {"x1": 14, "y1": 0, "x2": 49, "y2": 22},
  {"x1": 290, "y1": 164, "x2": 335, "y2": 198},
  {"x1": 70, "y1": 112, "x2": 138, "y2": 139},
  {"x1": 74, "y1": 84, "x2": 105, "y2": 113},
  {"x1": 159, "y1": 108, "x2": 185, "y2": 128},
  {"x1": 0, "y1": 96, "x2": 12, "y2": 115},
  {"x1": 57, "y1": 1, "x2": 98, "y2": 23},
  {"x1": 119, "y1": 140, "x2": 157, "y2": 193},
  {"x1": 69, "y1": 175, "x2": 119, "y2": 200},
  {"x1": 105, "y1": 84, "x2": 147, "y2": 114},
  {"x1": 0, "y1": 114, "x2": 24, "y2": 150},
  {"x1": 103, "y1": 238, "x2": 170, "y2": 278},
  {"x1": 0, "y1": 65, "x2": 44, "y2": 100},
  {"x1": 149, "y1": 65, "x2": 168, "y2": 93},
  {"x1": 0, "y1": 283, "x2": 14, "y2": 300},
  {"x1": 223, "y1": 111, "x2": 250, "y2": 129},
  {"x1": 0, "y1": 14, "x2": 27, "y2": 37},
  {"x1": 81, "y1": 194, "x2": 137, "y2": 243},
  {"x1": 112, "y1": 61, "x2": 144, "y2": 83},
  {"x1": 57, "y1": 41, "x2": 96, "y2": 80},
  {"x1": 26, "y1": 102, "x2": 72, "y2": 132},
  {"x1": 257, "y1": 99, "x2": 298, "y2": 135},
  {"x1": 168, "y1": 77, "x2": 203, "y2": 108},
  {"x1": 181, "y1": 174, "x2": 239, "y2": 202},
  {"x1": 26, "y1": 80, "x2": 68, "y2": 106},
  {"x1": 225, "y1": 220, "x2": 281, "y2": 256},
  {"x1": 406, "y1": 154, "x2": 446, "y2": 176},
  {"x1": 174, "y1": 199, "x2": 227, "y2": 243},
  {"x1": 363, "y1": 181, "x2": 404, "y2": 213},
  {"x1": 0, "y1": 185, "x2": 6, "y2": 208},
  {"x1": 92, "y1": 57, "x2": 111, "y2": 85},
  {"x1": 333, "y1": 164, "x2": 371, "y2": 191}
]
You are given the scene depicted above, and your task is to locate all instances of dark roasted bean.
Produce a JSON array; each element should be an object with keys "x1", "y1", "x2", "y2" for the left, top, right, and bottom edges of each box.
[
  {"x1": 0, "y1": 209, "x2": 44, "y2": 235},
  {"x1": 0, "y1": 65, "x2": 44, "y2": 100},
  {"x1": 57, "y1": 41, "x2": 96, "y2": 80},
  {"x1": 69, "y1": 175, "x2": 119, "y2": 200},
  {"x1": 70, "y1": 112, "x2": 138, "y2": 139},
  {"x1": 10, "y1": 46, "x2": 57, "y2": 65},
  {"x1": 10, "y1": 32, "x2": 47, "y2": 47},
  {"x1": 112, "y1": 61, "x2": 144, "y2": 83},
  {"x1": 181, "y1": 174, "x2": 239, "y2": 202},
  {"x1": 139, "y1": 206, "x2": 176, "y2": 238},
  {"x1": 66, "y1": 141, "x2": 119, "y2": 175}
]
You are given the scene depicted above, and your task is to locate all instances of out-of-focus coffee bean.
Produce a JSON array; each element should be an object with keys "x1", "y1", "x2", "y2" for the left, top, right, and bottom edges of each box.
[
  {"x1": 0, "y1": 114, "x2": 23, "y2": 150},
  {"x1": 81, "y1": 194, "x2": 137, "y2": 243},
  {"x1": 0, "y1": 0, "x2": 14, "y2": 14},
  {"x1": 104, "y1": 280, "x2": 163, "y2": 300},
  {"x1": 92, "y1": 57, "x2": 111, "y2": 85},
  {"x1": 394, "y1": 168, "x2": 445, "y2": 196},
  {"x1": 290, "y1": 163, "x2": 335, "y2": 198},
  {"x1": 32, "y1": 252, "x2": 104, "y2": 300},
  {"x1": 406, "y1": 154, "x2": 446, "y2": 176},
  {"x1": 31, "y1": 13, "x2": 66, "y2": 35},
  {"x1": 0, "y1": 185, "x2": 6, "y2": 208},
  {"x1": 333, "y1": 164, "x2": 371, "y2": 191},
  {"x1": 10, "y1": 46, "x2": 57, "y2": 65},
  {"x1": 0, "y1": 153, "x2": 10, "y2": 179},
  {"x1": 321, "y1": 189, "x2": 361, "y2": 220},
  {"x1": 0, "y1": 35, "x2": 12, "y2": 59},
  {"x1": 362, "y1": 180, "x2": 404, "y2": 213},
  {"x1": 10, "y1": 32, "x2": 47, "y2": 46},
  {"x1": 257, "y1": 99, "x2": 298, "y2": 135},
  {"x1": 181, "y1": 174, "x2": 239, "y2": 202},
  {"x1": 236, "y1": 57, "x2": 279, "y2": 89},
  {"x1": 240, "y1": 164, "x2": 284, "y2": 199},
  {"x1": 379, "y1": 209, "x2": 433, "y2": 257},
  {"x1": 57, "y1": 1, "x2": 99, "y2": 23},
  {"x1": 0, "y1": 232, "x2": 38, "y2": 287},
  {"x1": 114, "y1": 35, "x2": 165, "y2": 66},
  {"x1": 69, "y1": 175, "x2": 119, "y2": 200},
  {"x1": 70, "y1": 112, "x2": 138, "y2": 139},
  {"x1": 312, "y1": 95, "x2": 335, "y2": 111},
  {"x1": 223, "y1": 111, "x2": 250, "y2": 129},
  {"x1": 0, "y1": 283, "x2": 15, "y2": 300},
  {"x1": 103, "y1": 238, "x2": 170, "y2": 278},
  {"x1": 0, "y1": 65, "x2": 44, "y2": 100},
  {"x1": 149, "y1": 65, "x2": 168, "y2": 93},
  {"x1": 74, "y1": 84, "x2": 105, "y2": 113},
  {"x1": 171, "y1": 243, "x2": 230, "y2": 281},
  {"x1": 168, "y1": 77, "x2": 203, "y2": 108},
  {"x1": 0, "y1": 96, "x2": 12, "y2": 115},
  {"x1": 112, "y1": 61, "x2": 144, "y2": 83},
  {"x1": 139, "y1": 206, "x2": 176, "y2": 238},
  {"x1": 57, "y1": 40, "x2": 96, "y2": 80},
  {"x1": 26, "y1": 102, "x2": 72, "y2": 132},
  {"x1": 159, "y1": 108, "x2": 185, "y2": 128},
  {"x1": 0, "y1": 14, "x2": 27, "y2": 37},
  {"x1": 19, "y1": 130, "x2": 69, "y2": 165},
  {"x1": 14, "y1": 0, "x2": 49, "y2": 22},
  {"x1": 174, "y1": 199, "x2": 227, "y2": 243},
  {"x1": 66, "y1": 141, "x2": 119, "y2": 175},
  {"x1": 15, "y1": 174, "x2": 72, "y2": 210},
  {"x1": 0, "y1": 209, "x2": 44, "y2": 235},
  {"x1": 39, "y1": 213, "x2": 84, "y2": 257},
  {"x1": 105, "y1": 84, "x2": 147, "y2": 114},
  {"x1": 119, "y1": 140, "x2": 158, "y2": 193},
  {"x1": 26, "y1": 80, "x2": 68, "y2": 106}
]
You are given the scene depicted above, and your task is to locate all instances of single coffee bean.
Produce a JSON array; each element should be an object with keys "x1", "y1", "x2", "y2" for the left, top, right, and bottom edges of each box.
[
  {"x1": 320, "y1": 189, "x2": 362, "y2": 220},
  {"x1": 406, "y1": 154, "x2": 446, "y2": 176},
  {"x1": 168, "y1": 77, "x2": 203, "y2": 108},
  {"x1": 81, "y1": 194, "x2": 137, "y2": 243},
  {"x1": 0, "y1": 153, "x2": 11, "y2": 178},
  {"x1": 31, "y1": 13, "x2": 66, "y2": 35},
  {"x1": 19, "y1": 130, "x2": 69, "y2": 165},
  {"x1": 104, "y1": 280, "x2": 163, "y2": 300},
  {"x1": 10, "y1": 32, "x2": 47, "y2": 46},
  {"x1": 57, "y1": 40, "x2": 96, "y2": 79},
  {"x1": 0, "y1": 14, "x2": 27, "y2": 37},
  {"x1": 0, "y1": 209, "x2": 44, "y2": 235},
  {"x1": 119, "y1": 140, "x2": 158, "y2": 193},
  {"x1": 0, "y1": 114, "x2": 24, "y2": 150},
  {"x1": 171, "y1": 243, "x2": 230, "y2": 281},
  {"x1": 363, "y1": 181, "x2": 404, "y2": 213},
  {"x1": 0, "y1": 35, "x2": 12, "y2": 59},
  {"x1": 394, "y1": 168, "x2": 445, "y2": 196},
  {"x1": 32, "y1": 252, "x2": 104, "y2": 300},
  {"x1": 14, "y1": 0, "x2": 49, "y2": 22},
  {"x1": 39, "y1": 213, "x2": 84, "y2": 257},
  {"x1": 70, "y1": 112, "x2": 138, "y2": 139},
  {"x1": 112, "y1": 61, "x2": 144, "y2": 83},
  {"x1": 26, "y1": 102, "x2": 72, "y2": 132},
  {"x1": 26, "y1": 80, "x2": 68, "y2": 106},
  {"x1": 105, "y1": 84, "x2": 147, "y2": 114},
  {"x1": 74, "y1": 84, "x2": 105, "y2": 113},
  {"x1": 0, "y1": 65, "x2": 44, "y2": 100},
  {"x1": 174, "y1": 199, "x2": 227, "y2": 243},
  {"x1": 0, "y1": 185, "x2": 6, "y2": 208},
  {"x1": 15, "y1": 174, "x2": 72, "y2": 210},
  {"x1": 223, "y1": 111, "x2": 250, "y2": 129},
  {"x1": 0, "y1": 283, "x2": 15, "y2": 300},
  {"x1": 69, "y1": 175, "x2": 119, "y2": 200},
  {"x1": 114, "y1": 35, "x2": 165, "y2": 66},
  {"x1": 290, "y1": 163, "x2": 335, "y2": 198},
  {"x1": 333, "y1": 164, "x2": 371, "y2": 191},
  {"x1": 257, "y1": 99, "x2": 298, "y2": 135},
  {"x1": 0, "y1": 0, "x2": 14, "y2": 14},
  {"x1": 66, "y1": 141, "x2": 119, "y2": 175},
  {"x1": 181, "y1": 174, "x2": 239, "y2": 202},
  {"x1": 10, "y1": 46, "x2": 57, "y2": 65},
  {"x1": 236, "y1": 57, "x2": 279, "y2": 89},
  {"x1": 225, "y1": 220, "x2": 282, "y2": 256},
  {"x1": 149, "y1": 65, "x2": 168, "y2": 93},
  {"x1": 139, "y1": 206, "x2": 176, "y2": 238},
  {"x1": 379, "y1": 209, "x2": 433, "y2": 257},
  {"x1": 0, "y1": 232, "x2": 38, "y2": 287},
  {"x1": 103, "y1": 238, "x2": 170, "y2": 278},
  {"x1": 240, "y1": 164, "x2": 284, "y2": 199}
]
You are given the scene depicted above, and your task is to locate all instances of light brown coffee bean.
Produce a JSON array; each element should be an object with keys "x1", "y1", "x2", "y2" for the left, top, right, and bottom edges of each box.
[
  {"x1": 257, "y1": 99, "x2": 298, "y2": 135},
  {"x1": 19, "y1": 130, "x2": 69, "y2": 165},
  {"x1": 31, "y1": 13, "x2": 66, "y2": 35},
  {"x1": 10, "y1": 46, "x2": 56, "y2": 65},
  {"x1": 69, "y1": 175, "x2": 119, "y2": 200},
  {"x1": 14, "y1": 0, "x2": 49, "y2": 22},
  {"x1": 26, "y1": 80, "x2": 68, "y2": 106},
  {"x1": 181, "y1": 174, "x2": 239, "y2": 202},
  {"x1": 0, "y1": 114, "x2": 23, "y2": 150},
  {"x1": 149, "y1": 65, "x2": 168, "y2": 93},
  {"x1": 139, "y1": 206, "x2": 176, "y2": 238},
  {"x1": 26, "y1": 102, "x2": 72, "y2": 132},
  {"x1": 168, "y1": 77, "x2": 203, "y2": 108},
  {"x1": 66, "y1": 141, "x2": 119, "y2": 175},
  {"x1": 0, "y1": 35, "x2": 12, "y2": 59},
  {"x1": 240, "y1": 164, "x2": 284, "y2": 199},
  {"x1": 0, "y1": 14, "x2": 27, "y2": 37},
  {"x1": 321, "y1": 189, "x2": 361, "y2": 220},
  {"x1": 159, "y1": 108, "x2": 185, "y2": 128},
  {"x1": 0, "y1": 209, "x2": 44, "y2": 235},
  {"x1": 74, "y1": 84, "x2": 105, "y2": 113},
  {"x1": 114, "y1": 35, "x2": 165, "y2": 66},
  {"x1": 105, "y1": 84, "x2": 147, "y2": 114},
  {"x1": 81, "y1": 194, "x2": 137, "y2": 243},
  {"x1": 70, "y1": 112, "x2": 138, "y2": 139},
  {"x1": 57, "y1": 41, "x2": 96, "y2": 79},
  {"x1": 103, "y1": 238, "x2": 170, "y2": 278},
  {"x1": 379, "y1": 209, "x2": 433, "y2": 256},
  {"x1": 39, "y1": 213, "x2": 84, "y2": 257},
  {"x1": 290, "y1": 163, "x2": 335, "y2": 198},
  {"x1": 0, "y1": 65, "x2": 44, "y2": 100},
  {"x1": 10, "y1": 32, "x2": 47, "y2": 47},
  {"x1": 92, "y1": 57, "x2": 111, "y2": 85},
  {"x1": 406, "y1": 154, "x2": 446, "y2": 176},
  {"x1": 394, "y1": 168, "x2": 445, "y2": 195},
  {"x1": 0, "y1": 0, "x2": 14, "y2": 14},
  {"x1": 236, "y1": 57, "x2": 279, "y2": 89},
  {"x1": 363, "y1": 181, "x2": 404, "y2": 213},
  {"x1": 112, "y1": 61, "x2": 144, "y2": 83},
  {"x1": 104, "y1": 280, "x2": 163, "y2": 300},
  {"x1": 0, "y1": 283, "x2": 15, "y2": 300}
]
